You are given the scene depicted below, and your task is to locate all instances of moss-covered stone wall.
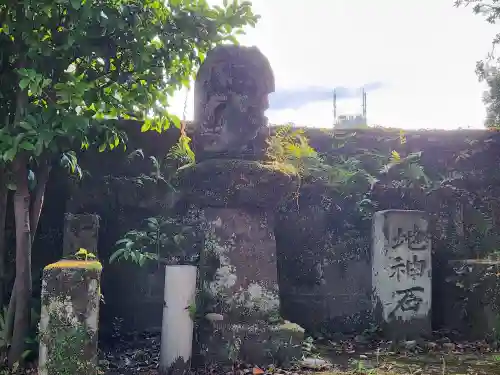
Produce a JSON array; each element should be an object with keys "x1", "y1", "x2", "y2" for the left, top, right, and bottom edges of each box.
[{"x1": 34, "y1": 123, "x2": 500, "y2": 336}]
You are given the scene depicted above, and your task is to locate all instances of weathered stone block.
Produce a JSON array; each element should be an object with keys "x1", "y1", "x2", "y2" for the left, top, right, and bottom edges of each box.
[
  {"x1": 177, "y1": 159, "x2": 299, "y2": 209},
  {"x1": 201, "y1": 207, "x2": 280, "y2": 322},
  {"x1": 62, "y1": 213, "x2": 100, "y2": 257},
  {"x1": 372, "y1": 210, "x2": 431, "y2": 339},
  {"x1": 194, "y1": 207, "x2": 306, "y2": 366},
  {"x1": 201, "y1": 321, "x2": 304, "y2": 368},
  {"x1": 240, "y1": 321, "x2": 304, "y2": 367},
  {"x1": 39, "y1": 260, "x2": 102, "y2": 375}
]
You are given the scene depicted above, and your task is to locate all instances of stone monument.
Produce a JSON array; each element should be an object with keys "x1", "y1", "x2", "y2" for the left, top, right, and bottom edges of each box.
[
  {"x1": 62, "y1": 213, "x2": 100, "y2": 257},
  {"x1": 178, "y1": 45, "x2": 303, "y2": 367},
  {"x1": 372, "y1": 210, "x2": 432, "y2": 339},
  {"x1": 38, "y1": 260, "x2": 102, "y2": 375},
  {"x1": 191, "y1": 44, "x2": 274, "y2": 161}
]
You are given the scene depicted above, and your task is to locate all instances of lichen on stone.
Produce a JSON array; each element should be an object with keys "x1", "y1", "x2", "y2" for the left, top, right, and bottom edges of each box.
[
  {"x1": 44, "y1": 260, "x2": 103, "y2": 272},
  {"x1": 229, "y1": 282, "x2": 280, "y2": 315},
  {"x1": 39, "y1": 297, "x2": 98, "y2": 375},
  {"x1": 39, "y1": 264, "x2": 101, "y2": 375}
]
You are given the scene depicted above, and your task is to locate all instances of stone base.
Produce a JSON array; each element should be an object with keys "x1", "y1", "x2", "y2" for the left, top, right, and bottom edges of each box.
[{"x1": 199, "y1": 321, "x2": 304, "y2": 368}]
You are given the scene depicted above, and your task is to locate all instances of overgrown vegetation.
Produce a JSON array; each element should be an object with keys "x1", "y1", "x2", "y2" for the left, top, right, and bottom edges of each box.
[
  {"x1": 110, "y1": 216, "x2": 199, "y2": 266},
  {"x1": 266, "y1": 125, "x2": 432, "y2": 213},
  {"x1": 0, "y1": 0, "x2": 259, "y2": 367},
  {"x1": 455, "y1": 0, "x2": 500, "y2": 127}
]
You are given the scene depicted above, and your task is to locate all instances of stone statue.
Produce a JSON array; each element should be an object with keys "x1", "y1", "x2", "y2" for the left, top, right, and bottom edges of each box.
[
  {"x1": 192, "y1": 45, "x2": 275, "y2": 160},
  {"x1": 180, "y1": 45, "x2": 303, "y2": 368}
]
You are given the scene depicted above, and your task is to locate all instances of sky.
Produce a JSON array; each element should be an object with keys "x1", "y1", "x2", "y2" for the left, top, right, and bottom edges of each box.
[{"x1": 168, "y1": 0, "x2": 499, "y2": 130}]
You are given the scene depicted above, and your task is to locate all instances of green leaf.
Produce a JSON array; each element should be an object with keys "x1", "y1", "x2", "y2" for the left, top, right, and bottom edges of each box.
[
  {"x1": 3, "y1": 148, "x2": 17, "y2": 162},
  {"x1": 70, "y1": 0, "x2": 82, "y2": 9},
  {"x1": 19, "y1": 142, "x2": 35, "y2": 151},
  {"x1": 19, "y1": 121, "x2": 33, "y2": 130},
  {"x1": 19, "y1": 79, "x2": 30, "y2": 90},
  {"x1": 109, "y1": 249, "x2": 126, "y2": 263},
  {"x1": 141, "y1": 120, "x2": 152, "y2": 132},
  {"x1": 169, "y1": 114, "x2": 182, "y2": 129}
]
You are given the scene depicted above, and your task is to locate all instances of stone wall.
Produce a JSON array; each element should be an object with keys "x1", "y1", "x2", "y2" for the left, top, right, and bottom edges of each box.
[{"x1": 35, "y1": 125, "x2": 500, "y2": 337}]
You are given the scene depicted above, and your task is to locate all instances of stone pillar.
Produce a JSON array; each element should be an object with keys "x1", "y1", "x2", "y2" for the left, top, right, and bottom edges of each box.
[
  {"x1": 372, "y1": 210, "x2": 432, "y2": 339},
  {"x1": 177, "y1": 159, "x2": 304, "y2": 367},
  {"x1": 203, "y1": 207, "x2": 280, "y2": 319},
  {"x1": 183, "y1": 44, "x2": 304, "y2": 367},
  {"x1": 62, "y1": 213, "x2": 100, "y2": 257},
  {"x1": 38, "y1": 260, "x2": 102, "y2": 375}
]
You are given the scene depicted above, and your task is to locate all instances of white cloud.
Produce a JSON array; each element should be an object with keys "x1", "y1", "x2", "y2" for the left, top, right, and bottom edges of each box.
[{"x1": 169, "y1": 0, "x2": 498, "y2": 129}]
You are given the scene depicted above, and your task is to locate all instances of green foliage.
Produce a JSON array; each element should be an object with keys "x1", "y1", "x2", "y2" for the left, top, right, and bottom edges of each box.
[
  {"x1": 267, "y1": 125, "x2": 364, "y2": 189},
  {"x1": 110, "y1": 216, "x2": 198, "y2": 266},
  {"x1": 74, "y1": 248, "x2": 96, "y2": 261},
  {"x1": 1, "y1": 0, "x2": 258, "y2": 365},
  {"x1": 39, "y1": 310, "x2": 95, "y2": 375},
  {"x1": 186, "y1": 302, "x2": 197, "y2": 321},
  {"x1": 454, "y1": 1, "x2": 500, "y2": 127},
  {"x1": 266, "y1": 124, "x2": 319, "y2": 176},
  {"x1": 0, "y1": 0, "x2": 258, "y2": 161},
  {"x1": 127, "y1": 132, "x2": 195, "y2": 190},
  {"x1": 0, "y1": 307, "x2": 10, "y2": 350},
  {"x1": 0, "y1": 305, "x2": 39, "y2": 363},
  {"x1": 167, "y1": 133, "x2": 196, "y2": 168},
  {"x1": 268, "y1": 126, "x2": 430, "y2": 196}
]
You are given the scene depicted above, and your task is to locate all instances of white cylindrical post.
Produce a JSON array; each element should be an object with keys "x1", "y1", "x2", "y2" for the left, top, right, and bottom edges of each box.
[{"x1": 160, "y1": 265, "x2": 197, "y2": 374}]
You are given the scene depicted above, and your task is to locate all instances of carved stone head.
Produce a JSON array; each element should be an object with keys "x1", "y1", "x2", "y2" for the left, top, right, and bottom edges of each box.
[{"x1": 192, "y1": 45, "x2": 275, "y2": 159}]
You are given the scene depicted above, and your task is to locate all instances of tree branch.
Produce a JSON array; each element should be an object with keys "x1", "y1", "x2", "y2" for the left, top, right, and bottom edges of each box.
[{"x1": 29, "y1": 158, "x2": 51, "y2": 240}]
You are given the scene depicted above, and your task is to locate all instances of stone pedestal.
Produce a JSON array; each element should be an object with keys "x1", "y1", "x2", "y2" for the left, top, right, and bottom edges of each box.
[
  {"x1": 198, "y1": 207, "x2": 305, "y2": 366},
  {"x1": 372, "y1": 210, "x2": 431, "y2": 340},
  {"x1": 178, "y1": 159, "x2": 302, "y2": 367},
  {"x1": 62, "y1": 213, "x2": 100, "y2": 257},
  {"x1": 38, "y1": 260, "x2": 102, "y2": 375},
  {"x1": 184, "y1": 44, "x2": 304, "y2": 367},
  {"x1": 203, "y1": 207, "x2": 280, "y2": 320}
]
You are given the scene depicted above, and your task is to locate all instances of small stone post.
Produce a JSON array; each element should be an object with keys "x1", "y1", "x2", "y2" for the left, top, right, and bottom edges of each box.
[
  {"x1": 62, "y1": 213, "x2": 100, "y2": 257},
  {"x1": 38, "y1": 260, "x2": 102, "y2": 375},
  {"x1": 372, "y1": 210, "x2": 432, "y2": 339}
]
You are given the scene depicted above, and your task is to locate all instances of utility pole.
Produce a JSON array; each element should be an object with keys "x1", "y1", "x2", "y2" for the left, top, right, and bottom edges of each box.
[{"x1": 333, "y1": 89, "x2": 337, "y2": 126}]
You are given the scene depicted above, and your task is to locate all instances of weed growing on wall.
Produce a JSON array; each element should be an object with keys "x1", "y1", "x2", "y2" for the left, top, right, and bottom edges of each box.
[{"x1": 110, "y1": 216, "x2": 200, "y2": 267}]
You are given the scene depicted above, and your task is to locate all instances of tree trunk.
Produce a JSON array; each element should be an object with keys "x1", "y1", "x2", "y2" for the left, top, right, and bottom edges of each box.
[
  {"x1": 8, "y1": 159, "x2": 32, "y2": 367},
  {"x1": 0, "y1": 168, "x2": 8, "y2": 309},
  {"x1": 6, "y1": 162, "x2": 50, "y2": 346},
  {"x1": 5, "y1": 278, "x2": 15, "y2": 345},
  {"x1": 30, "y1": 161, "x2": 50, "y2": 235}
]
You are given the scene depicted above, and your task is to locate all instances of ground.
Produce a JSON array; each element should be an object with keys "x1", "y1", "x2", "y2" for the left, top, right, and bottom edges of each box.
[
  {"x1": 309, "y1": 338, "x2": 500, "y2": 375},
  {"x1": 99, "y1": 331, "x2": 500, "y2": 375},
  {"x1": 8, "y1": 344, "x2": 500, "y2": 374}
]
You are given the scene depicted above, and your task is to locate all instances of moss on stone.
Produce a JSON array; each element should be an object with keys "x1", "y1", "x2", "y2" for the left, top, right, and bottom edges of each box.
[
  {"x1": 278, "y1": 321, "x2": 305, "y2": 333},
  {"x1": 40, "y1": 263, "x2": 101, "y2": 375},
  {"x1": 44, "y1": 260, "x2": 103, "y2": 272},
  {"x1": 176, "y1": 158, "x2": 300, "y2": 209},
  {"x1": 39, "y1": 304, "x2": 98, "y2": 375}
]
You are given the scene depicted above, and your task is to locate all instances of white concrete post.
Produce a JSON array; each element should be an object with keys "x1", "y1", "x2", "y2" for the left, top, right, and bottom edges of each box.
[{"x1": 159, "y1": 265, "x2": 197, "y2": 374}]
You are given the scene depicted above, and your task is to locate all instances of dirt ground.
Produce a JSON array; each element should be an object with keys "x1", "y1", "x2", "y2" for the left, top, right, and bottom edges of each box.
[{"x1": 104, "y1": 351, "x2": 500, "y2": 375}]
